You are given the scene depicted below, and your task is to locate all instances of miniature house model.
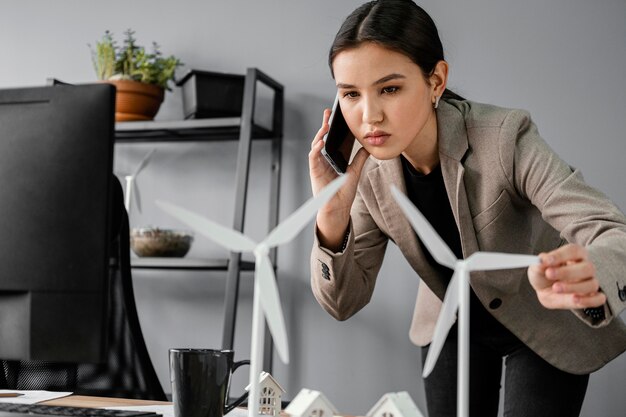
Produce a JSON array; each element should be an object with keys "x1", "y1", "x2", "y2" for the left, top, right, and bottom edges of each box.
[
  {"x1": 366, "y1": 392, "x2": 424, "y2": 417},
  {"x1": 285, "y1": 388, "x2": 339, "y2": 417},
  {"x1": 245, "y1": 371, "x2": 286, "y2": 417}
]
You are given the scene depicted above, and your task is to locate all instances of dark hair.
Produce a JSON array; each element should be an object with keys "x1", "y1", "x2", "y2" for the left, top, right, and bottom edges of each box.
[{"x1": 329, "y1": 0, "x2": 463, "y2": 100}]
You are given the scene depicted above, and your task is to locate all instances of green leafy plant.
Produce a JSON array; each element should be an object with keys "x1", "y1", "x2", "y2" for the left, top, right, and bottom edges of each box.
[{"x1": 90, "y1": 29, "x2": 182, "y2": 91}]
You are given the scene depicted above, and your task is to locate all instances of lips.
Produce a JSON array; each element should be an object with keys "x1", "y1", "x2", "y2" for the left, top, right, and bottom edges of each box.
[{"x1": 364, "y1": 130, "x2": 390, "y2": 146}]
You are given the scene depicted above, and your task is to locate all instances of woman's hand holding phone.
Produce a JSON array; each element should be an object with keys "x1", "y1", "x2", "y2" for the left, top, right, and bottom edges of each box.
[{"x1": 309, "y1": 108, "x2": 369, "y2": 251}]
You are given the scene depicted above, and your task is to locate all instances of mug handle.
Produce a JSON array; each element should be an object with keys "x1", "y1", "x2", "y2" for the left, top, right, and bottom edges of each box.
[{"x1": 224, "y1": 359, "x2": 251, "y2": 414}]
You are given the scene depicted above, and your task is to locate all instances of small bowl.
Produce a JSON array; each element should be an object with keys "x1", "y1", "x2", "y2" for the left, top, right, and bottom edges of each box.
[{"x1": 130, "y1": 227, "x2": 194, "y2": 257}]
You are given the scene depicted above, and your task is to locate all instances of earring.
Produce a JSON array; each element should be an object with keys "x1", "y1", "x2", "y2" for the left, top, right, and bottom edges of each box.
[{"x1": 433, "y1": 95, "x2": 441, "y2": 109}]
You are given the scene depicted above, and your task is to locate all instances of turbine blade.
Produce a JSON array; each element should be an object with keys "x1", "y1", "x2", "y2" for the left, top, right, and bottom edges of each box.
[
  {"x1": 256, "y1": 254, "x2": 289, "y2": 363},
  {"x1": 466, "y1": 252, "x2": 539, "y2": 271},
  {"x1": 391, "y1": 186, "x2": 458, "y2": 269},
  {"x1": 134, "y1": 181, "x2": 143, "y2": 214},
  {"x1": 264, "y1": 175, "x2": 347, "y2": 247},
  {"x1": 124, "y1": 176, "x2": 133, "y2": 213},
  {"x1": 132, "y1": 148, "x2": 156, "y2": 177},
  {"x1": 422, "y1": 268, "x2": 461, "y2": 377},
  {"x1": 156, "y1": 200, "x2": 257, "y2": 252}
]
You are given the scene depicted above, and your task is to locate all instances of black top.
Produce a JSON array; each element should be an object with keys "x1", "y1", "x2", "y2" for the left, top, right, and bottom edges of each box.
[
  {"x1": 400, "y1": 156, "x2": 512, "y2": 339},
  {"x1": 401, "y1": 157, "x2": 463, "y2": 269}
]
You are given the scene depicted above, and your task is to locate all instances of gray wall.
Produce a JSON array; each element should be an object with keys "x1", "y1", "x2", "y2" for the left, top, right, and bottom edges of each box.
[{"x1": 1, "y1": 0, "x2": 625, "y2": 416}]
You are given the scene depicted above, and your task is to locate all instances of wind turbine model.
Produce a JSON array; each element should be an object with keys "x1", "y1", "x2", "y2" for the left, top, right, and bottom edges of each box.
[
  {"x1": 391, "y1": 186, "x2": 539, "y2": 417},
  {"x1": 157, "y1": 175, "x2": 348, "y2": 417},
  {"x1": 124, "y1": 148, "x2": 156, "y2": 214}
]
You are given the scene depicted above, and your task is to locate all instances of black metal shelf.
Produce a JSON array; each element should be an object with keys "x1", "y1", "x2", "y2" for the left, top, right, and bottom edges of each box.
[
  {"x1": 118, "y1": 68, "x2": 283, "y2": 373},
  {"x1": 115, "y1": 118, "x2": 274, "y2": 142},
  {"x1": 130, "y1": 257, "x2": 255, "y2": 271}
]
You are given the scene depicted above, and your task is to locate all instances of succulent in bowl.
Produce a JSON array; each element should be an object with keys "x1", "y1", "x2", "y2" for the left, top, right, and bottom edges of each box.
[{"x1": 130, "y1": 227, "x2": 193, "y2": 257}]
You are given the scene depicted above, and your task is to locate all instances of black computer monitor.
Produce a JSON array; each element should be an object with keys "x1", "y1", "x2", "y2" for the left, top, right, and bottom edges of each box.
[{"x1": 0, "y1": 83, "x2": 115, "y2": 363}]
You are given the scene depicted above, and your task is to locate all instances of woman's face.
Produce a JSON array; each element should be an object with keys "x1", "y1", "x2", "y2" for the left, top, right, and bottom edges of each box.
[{"x1": 331, "y1": 42, "x2": 437, "y2": 162}]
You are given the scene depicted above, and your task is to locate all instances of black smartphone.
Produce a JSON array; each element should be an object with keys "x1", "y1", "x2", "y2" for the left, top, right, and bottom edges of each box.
[{"x1": 321, "y1": 95, "x2": 355, "y2": 174}]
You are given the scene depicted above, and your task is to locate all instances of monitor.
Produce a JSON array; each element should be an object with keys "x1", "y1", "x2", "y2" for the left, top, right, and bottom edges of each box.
[{"x1": 0, "y1": 83, "x2": 115, "y2": 363}]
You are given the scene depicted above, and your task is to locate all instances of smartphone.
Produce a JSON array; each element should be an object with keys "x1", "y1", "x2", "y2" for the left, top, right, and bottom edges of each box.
[{"x1": 321, "y1": 95, "x2": 355, "y2": 174}]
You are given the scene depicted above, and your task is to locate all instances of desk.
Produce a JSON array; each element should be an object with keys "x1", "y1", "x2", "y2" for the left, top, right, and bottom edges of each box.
[
  {"x1": 40, "y1": 396, "x2": 170, "y2": 408},
  {"x1": 39, "y1": 396, "x2": 355, "y2": 417}
]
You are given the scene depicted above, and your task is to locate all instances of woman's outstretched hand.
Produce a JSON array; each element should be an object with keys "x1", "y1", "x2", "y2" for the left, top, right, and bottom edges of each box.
[
  {"x1": 309, "y1": 108, "x2": 369, "y2": 251},
  {"x1": 528, "y1": 243, "x2": 606, "y2": 310}
]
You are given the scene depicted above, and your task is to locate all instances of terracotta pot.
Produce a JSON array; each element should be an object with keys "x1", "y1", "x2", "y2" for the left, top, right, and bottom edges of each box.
[{"x1": 106, "y1": 79, "x2": 165, "y2": 122}]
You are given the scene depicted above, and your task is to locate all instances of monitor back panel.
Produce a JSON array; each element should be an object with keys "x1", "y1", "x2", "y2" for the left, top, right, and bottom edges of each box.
[{"x1": 0, "y1": 84, "x2": 115, "y2": 362}]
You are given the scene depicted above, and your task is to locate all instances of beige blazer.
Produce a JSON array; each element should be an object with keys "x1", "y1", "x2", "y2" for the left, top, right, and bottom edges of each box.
[{"x1": 310, "y1": 99, "x2": 626, "y2": 374}]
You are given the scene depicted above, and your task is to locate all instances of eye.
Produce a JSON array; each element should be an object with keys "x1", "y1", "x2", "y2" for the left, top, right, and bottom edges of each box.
[
  {"x1": 342, "y1": 91, "x2": 359, "y2": 99},
  {"x1": 382, "y1": 86, "x2": 399, "y2": 94}
]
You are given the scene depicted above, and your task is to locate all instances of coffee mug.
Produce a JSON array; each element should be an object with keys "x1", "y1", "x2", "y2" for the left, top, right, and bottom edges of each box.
[{"x1": 169, "y1": 348, "x2": 249, "y2": 417}]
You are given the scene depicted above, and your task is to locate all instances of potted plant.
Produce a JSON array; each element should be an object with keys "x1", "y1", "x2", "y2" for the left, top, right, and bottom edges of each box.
[{"x1": 91, "y1": 29, "x2": 182, "y2": 121}]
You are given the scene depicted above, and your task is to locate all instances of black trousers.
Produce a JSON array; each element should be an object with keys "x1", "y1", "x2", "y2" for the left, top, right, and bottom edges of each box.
[{"x1": 421, "y1": 295, "x2": 589, "y2": 417}]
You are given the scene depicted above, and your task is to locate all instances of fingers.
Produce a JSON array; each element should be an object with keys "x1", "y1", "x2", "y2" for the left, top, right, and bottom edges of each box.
[
  {"x1": 541, "y1": 245, "x2": 598, "y2": 291},
  {"x1": 551, "y1": 275, "x2": 599, "y2": 295},
  {"x1": 537, "y1": 289, "x2": 607, "y2": 309},
  {"x1": 309, "y1": 109, "x2": 339, "y2": 196},
  {"x1": 527, "y1": 261, "x2": 547, "y2": 278},
  {"x1": 308, "y1": 135, "x2": 325, "y2": 164},
  {"x1": 540, "y1": 244, "x2": 587, "y2": 267},
  {"x1": 545, "y1": 259, "x2": 595, "y2": 282},
  {"x1": 531, "y1": 243, "x2": 606, "y2": 309},
  {"x1": 311, "y1": 108, "x2": 332, "y2": 150},
  {"x1": 309, "y1": 109, "x2": 332, "y2": 170}
]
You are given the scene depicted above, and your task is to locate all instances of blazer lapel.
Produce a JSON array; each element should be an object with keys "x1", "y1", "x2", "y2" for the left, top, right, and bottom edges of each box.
[
  {"x1": 443, "y1": 161, "x2": 481, "y2": 259},
  {"x1": 437, "y1": 100, "x2": 480, "y2": 260},
  {"x1": 367, "y1": 158, "x2": 414, "y2": 249},
  {"x1": 367, "y1": 159, "x2": 448, "y2": 298}
]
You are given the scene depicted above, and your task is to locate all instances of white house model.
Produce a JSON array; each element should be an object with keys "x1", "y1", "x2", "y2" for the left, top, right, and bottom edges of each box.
[
  {"x1": 285, "y1": 388, "x2": 338, "y2": 417},
  {"x1": 366, "y1": 392, "x2": 425, "y2": 417},
  {"x1": 245, "y1": 371, "x2": 286, "y2": 417}
]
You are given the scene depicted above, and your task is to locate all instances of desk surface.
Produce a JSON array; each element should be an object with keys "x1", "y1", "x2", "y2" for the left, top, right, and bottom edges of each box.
[
  {"x1": 40, "y1": 396, "x2": 355, "y2": 417},
  {"x1": 41, "y1": 395, "x2": 170, "y2": 408}
]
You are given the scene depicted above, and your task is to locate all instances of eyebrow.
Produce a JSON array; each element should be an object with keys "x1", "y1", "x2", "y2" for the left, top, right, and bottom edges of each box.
[{"x1": 336, "y1": 73, "x2": 406, "y2": 89}]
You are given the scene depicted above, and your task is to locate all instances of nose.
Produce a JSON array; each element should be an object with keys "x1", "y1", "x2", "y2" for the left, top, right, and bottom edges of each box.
[{"x1": 362, "y1": 97, "x2": 384, "y2": 125}]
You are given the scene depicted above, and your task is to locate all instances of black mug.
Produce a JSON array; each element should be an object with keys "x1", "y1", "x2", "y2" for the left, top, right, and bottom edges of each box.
[{"x1": 169, "y1": 348, "x2": 249, "y2": 417}]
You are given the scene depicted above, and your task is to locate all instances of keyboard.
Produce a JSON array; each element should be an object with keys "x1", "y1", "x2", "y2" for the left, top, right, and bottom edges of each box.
[{"x1": 0, "y1": 403, "x2": 161, "y2": 417}]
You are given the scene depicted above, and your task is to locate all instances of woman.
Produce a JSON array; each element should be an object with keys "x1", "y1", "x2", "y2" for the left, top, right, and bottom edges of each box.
[{"x1": 308, "y1": 1, "x2": 626, "y2": 416}]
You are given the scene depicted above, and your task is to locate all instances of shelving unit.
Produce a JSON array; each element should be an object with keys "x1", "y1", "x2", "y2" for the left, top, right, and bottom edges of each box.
[{"x1": 115, "y1": 68, "x2": 283, "y2": 372}]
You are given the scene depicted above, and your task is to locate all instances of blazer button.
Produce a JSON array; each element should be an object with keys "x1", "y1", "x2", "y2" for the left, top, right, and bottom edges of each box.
[
  {"x1": 489, "y1": 298, "x2": 502, "y2": 309},
  {"x1": 618, "y1": 284, "x2": 626, "y2": 302}
]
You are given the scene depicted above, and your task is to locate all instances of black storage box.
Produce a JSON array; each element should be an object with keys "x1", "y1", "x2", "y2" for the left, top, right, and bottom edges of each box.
[{"x1": 176, "y1": 70, "x2": 245, "y2": 119}]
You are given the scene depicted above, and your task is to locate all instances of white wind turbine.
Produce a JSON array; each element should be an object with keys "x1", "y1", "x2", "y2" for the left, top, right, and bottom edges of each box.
[
  {"x1": 157, "y1": 175, "x2": 348, "y2": 417},
  {"x1": 124, "y1": 148, "x2": 157, "y2": 214},
  {"x1": 391, "y1": 186, "x2": 539, "y2": 417}
]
